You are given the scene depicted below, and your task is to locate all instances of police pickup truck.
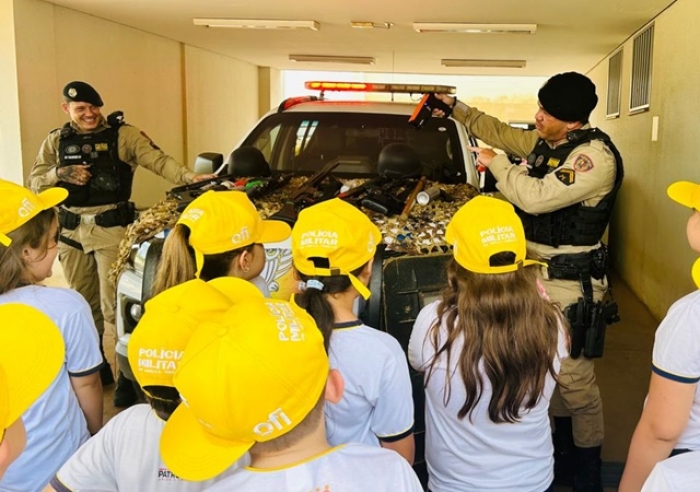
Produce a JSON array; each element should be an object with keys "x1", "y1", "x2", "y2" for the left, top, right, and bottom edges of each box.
[{"x1": 115, "y1": 81, "x2": 482, "y2": 484}]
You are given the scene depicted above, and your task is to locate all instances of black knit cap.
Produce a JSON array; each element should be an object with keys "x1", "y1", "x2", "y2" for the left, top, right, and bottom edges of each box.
[
  {"x1": 62, "y1": 81, "x2": 103, "y2": 107},
  {"x1": 537, "y1": 72, "x2": 598, "y2": 123}
]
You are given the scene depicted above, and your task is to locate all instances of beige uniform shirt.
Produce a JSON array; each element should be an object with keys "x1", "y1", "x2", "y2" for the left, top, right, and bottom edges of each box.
[
  {"x1": 451, "y1": 102, "x2": 618, "y2": 260},
  {"x1": 28, "y1": 117, "x2": 196, "y2": 202}
]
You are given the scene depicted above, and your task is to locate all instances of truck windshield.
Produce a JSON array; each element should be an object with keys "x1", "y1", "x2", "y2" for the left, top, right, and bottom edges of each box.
[{"x1": 240, "y1": 112, "x2": 466, "y2": 183}]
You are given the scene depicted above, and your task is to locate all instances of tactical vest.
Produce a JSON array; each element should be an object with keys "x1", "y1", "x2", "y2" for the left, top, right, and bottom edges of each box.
[
  {"x1": 57, "y1": 113, "x2": 133, "y2": 207},
  {"x1": 517, "y1": 128, "x2": 624, "y2": 248}
]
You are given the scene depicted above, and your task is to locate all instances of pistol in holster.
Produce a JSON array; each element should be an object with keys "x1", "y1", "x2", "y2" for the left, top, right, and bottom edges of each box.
[{"x1": 549, "y1": 247, "x2": 620, "y2": 359}]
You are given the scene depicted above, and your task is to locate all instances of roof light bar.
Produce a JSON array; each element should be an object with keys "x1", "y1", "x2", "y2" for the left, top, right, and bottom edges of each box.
[
  {"x1": 193, "y1": 18, "x2": 320, "y2": 30},
  {"x1": 304, "y1": 81, "x2": 456, "y2": 95},
  {"x1": 413, "y1": 23, "x2": 537, "y2": 34}
]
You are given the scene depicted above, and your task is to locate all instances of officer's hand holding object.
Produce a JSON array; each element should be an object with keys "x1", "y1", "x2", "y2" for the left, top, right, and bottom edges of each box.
[{"x1": 57, "y1": 163, "x2": 92, "y2": 186}]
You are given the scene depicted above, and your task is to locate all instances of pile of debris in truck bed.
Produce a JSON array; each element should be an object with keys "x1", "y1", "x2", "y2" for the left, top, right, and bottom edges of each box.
[{"x1": 110, "y1": 178, "x2": 478, "y2": 284}]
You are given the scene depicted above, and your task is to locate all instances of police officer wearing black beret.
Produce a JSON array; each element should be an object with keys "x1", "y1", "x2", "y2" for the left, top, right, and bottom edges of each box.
[
  {"x1": 28, "y1": 81, "x2": 214, "y2": 407},
  {"x1": 432, "y1": 73, "x2": 624, "y2": 491}
]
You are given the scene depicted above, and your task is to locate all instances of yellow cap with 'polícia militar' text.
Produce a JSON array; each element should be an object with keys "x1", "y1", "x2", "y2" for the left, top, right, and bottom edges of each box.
[
  {"x1": 160, "y1": 298, "x2": 329, "y2": 481},
  {"x1": 446, "y1": 195, "x2": 545, "y2": 274},
  {"x1": 128, "y1": 277, "x2": 263, "y2": 392},
  {"x1": 291, "y1": 198, "x2": 381, "y2": 300}
]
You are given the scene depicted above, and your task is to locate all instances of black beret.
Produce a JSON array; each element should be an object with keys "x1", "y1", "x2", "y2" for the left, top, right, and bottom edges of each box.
[
  {"x1": 538, "y1": 72, "x2": 598, "y2": 123},
  {"x1": 62, "y1": 81, "x2": 103, "y2": 107}
]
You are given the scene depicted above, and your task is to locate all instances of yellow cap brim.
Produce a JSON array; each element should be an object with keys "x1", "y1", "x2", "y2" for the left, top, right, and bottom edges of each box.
[
  {"x1": 37, "y1": 187, "x2": 69, "y2": 210},
  {"x1": 257, "y1": 219, "x2": 292, "y2": 244},
  {"x1": 160, "y1": 403, "x2": 252, "y2": 481},
  {"x1": 0, "y1": 304, "x2": 64, "y2": 429},
  {"x1": 692, "y1": 258, "x2": 700, "y2": 290},
  {"x1": 667, "y1": 181, "x2": 700, "y2": 209}
]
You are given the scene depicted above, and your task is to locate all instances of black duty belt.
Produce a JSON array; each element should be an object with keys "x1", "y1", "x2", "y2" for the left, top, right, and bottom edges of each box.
[
  {"x1": 58, "y1": 202, "x2": 136, "y2": 230},
  {"x1": 545, "y1": 246, "x2": 608, "y2": 282}
]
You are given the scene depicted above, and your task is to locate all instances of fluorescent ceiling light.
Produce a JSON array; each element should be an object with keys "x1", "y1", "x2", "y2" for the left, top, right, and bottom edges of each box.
[
  {"x1": 441, "y1": 59, "x2": 527, "y2": 68},
  {"x1": 350, "y1": 21, "x2": 393, "y2": 29},
  {"x1": 289, "y1": 54, "x2": 375, "y2": 65},
  {"x1": 414, "y1": 23, "x2": 537, "y2": 34},
  {"x1": 193, "y1": 18, "x2": 320, "y2": 30}
]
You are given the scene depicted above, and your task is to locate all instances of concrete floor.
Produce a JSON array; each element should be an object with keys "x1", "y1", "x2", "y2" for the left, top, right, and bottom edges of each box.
[{"x1": 45, "y1": 260, "x2": 660, "y2": 490}]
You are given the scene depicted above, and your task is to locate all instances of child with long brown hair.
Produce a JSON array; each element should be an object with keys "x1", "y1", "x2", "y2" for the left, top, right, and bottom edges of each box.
[
  {"x1": 408, "y1": 196, "x2": 568, "y2": 492},
  {"x1": 151, "y1": 190, "x2": 290, "y2": 297},
  {"x1": 0, "y1": 179, "x2": 103, "y2": 492}
]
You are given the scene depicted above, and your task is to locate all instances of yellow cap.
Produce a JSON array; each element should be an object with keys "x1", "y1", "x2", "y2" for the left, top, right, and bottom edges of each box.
[
  {"x1": 160, "y1": 298, "x2": 328, "y2": 481},
  {"x1": 446, "y1": 196, "x2": 545, "y2": 274},
  {"x1": 176, "y1": 190, "x2": 291, "y2": 274},
  {"x1": 291, "y1": 198, "x2": 381, "y2": 300},
  {"x1": 128, "y1": 277, "x2": 263, "y2": 392},
  {"x1": 668, "y1": 181, "x2": 700, "y2": 210},
  {"x1": 0, "y1": 179, "x2": 68, "y2": 246},
  {"x1": 0, "y1": 304, "x2": 64, "y2": 441}
]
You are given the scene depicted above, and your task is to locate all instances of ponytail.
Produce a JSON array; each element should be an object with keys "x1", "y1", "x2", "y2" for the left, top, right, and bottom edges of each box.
[{"x1": 294, "y1": 262, "x2": 367, "y2": 351}]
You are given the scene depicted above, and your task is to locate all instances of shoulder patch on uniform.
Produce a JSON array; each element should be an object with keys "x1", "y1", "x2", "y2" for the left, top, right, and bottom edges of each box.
[
  {"x1": 140, "y1": 130, "x2": 161, "y2": 151},
  {"x1": 555, "y1": 168, "x2": 576, "y2": 186},
  {"x1": 573, "y1": 154, "x2": 594, "y2": 173}
]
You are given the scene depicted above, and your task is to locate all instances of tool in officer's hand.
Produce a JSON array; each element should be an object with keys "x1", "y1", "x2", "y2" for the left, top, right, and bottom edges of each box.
[
  {"x1": 409, "y1": 94, "x2": 454, "y2": 129},
  {"x1": 400, "y1": 176, "x2": 427, "y2": 221}
]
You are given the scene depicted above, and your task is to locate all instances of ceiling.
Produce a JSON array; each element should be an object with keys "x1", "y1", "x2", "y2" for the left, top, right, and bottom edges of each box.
[{"x1": 45, "y1": 0, "x2": 675, "y2": 76}]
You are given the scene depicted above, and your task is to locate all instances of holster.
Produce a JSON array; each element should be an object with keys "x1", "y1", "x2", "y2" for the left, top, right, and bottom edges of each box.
[
  {"x1": 550, "y1": 246, "x2": 620, "y2": 359},
  {"x1": 564, "y1": 275, "x2": 620, "y2": 359}
]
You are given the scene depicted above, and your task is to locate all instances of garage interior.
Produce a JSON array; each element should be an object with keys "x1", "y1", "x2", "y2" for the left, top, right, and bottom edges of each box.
[{"x1": 3, "y1": 0, "x2": 699, "y2": 489}]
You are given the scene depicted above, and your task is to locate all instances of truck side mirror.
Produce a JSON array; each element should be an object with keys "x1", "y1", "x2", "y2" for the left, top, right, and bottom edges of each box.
[{"x1": 193, "y1": 152, "x2": 224, "y2": 174}]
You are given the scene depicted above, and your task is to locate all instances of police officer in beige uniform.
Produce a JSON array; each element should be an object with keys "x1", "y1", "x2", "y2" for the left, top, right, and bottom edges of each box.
[
  {"x1": 28, "y1": 81, "x2": 214, "y2": 406},
  {"x1": 434, "y1": 72, "x2": 623, "y2": 492}
]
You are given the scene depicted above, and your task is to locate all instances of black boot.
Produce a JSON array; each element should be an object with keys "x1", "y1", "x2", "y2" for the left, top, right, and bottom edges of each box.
[
  {"x1": 98, "y1": 333, "x2": 115, "y2": 386},
  {"x1": 100, "y1": 361, "x2": 115, "y2": 386},
  {"x1": 552, "y1": 417, "x2": 575, "y2": 486},
  {"x1": 113, "y1": 371, "x2": 138, "y2": 408},
  {"x1": 572, "y1": 445, "x2": 603, "y2": 492}
]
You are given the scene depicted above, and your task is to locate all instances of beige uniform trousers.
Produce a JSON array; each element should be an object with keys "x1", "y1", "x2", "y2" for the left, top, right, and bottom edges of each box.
[
  {"x1": 58, "y1": 215, "x2": 125, "y2": 349},
  {"x1": 545, "y1": 274, "x2": 607, "y2": 448}
]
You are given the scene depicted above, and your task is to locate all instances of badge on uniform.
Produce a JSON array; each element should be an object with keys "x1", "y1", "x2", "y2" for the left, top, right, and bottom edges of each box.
[
  {"x1": 547, "y1": 158, "x2": 560, "y2": 168},
  {"x1": 535, "y1": 155, "x2": 545, "y2": 167},
  {"x1": 95, "y1": 143, "x2": 109, "y2": 152},
  {"x1": 573, "y1": 154, "x2": 595, "y2": 172},
  {"x1": 555, "y1": 169, "x2": 576, "y2": 186}
]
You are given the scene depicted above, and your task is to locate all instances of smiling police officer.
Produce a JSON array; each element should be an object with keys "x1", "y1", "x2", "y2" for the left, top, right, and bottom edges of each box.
[
  {"x1": 28, "y1": 81, "x2": 214, "y2": 407},
  {"x1": 433, "y1": 72, "x2": 624, "y2": 492}
]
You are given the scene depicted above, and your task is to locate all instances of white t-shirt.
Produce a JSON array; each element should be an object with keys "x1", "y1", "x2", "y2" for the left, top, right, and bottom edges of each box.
[
  {"x1": 652, "y1": 290, "x2": 700, "y2": 450},
  {"x1": 325, "y1": 321, "x2": 414, "y2": 447},
  {"x1": 0, "y1": 285, "x2": 102, "y2": 492},
  {"x1": 50, "y1": 404, "x2": 244, "y2": 491},
  {"x1": 408, "y1": 301, "x2": 568, "y2": 492},
  {"x1": 642, "y1": 451, "x2": 700, "y2": 492},
  {"x1": 203, "y1": 443, "x2": 424, "y2": 492}
]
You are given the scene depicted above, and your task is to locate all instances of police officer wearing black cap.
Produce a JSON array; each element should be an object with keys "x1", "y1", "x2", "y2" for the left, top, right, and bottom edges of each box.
[
  {"x1": 433, "y1": 73, "x2": 624, "y2": 492},
  {"x1": 28, "y1": 81, "x2": 215, "y2": 408}
]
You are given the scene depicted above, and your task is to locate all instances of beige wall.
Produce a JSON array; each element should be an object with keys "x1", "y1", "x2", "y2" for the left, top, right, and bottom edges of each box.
[
  {"x1": 589, "y1": 0, "x2": 700, "y2": 320},
  {"x1": 0, "y1": 0, "x2": 24, "y2": 182},
  {"x1": 184, "y1": 46, "x2": 260, "y2": 168},
  {"x1": 10, "y1": 0, "x2": 261, "y2": 207}
]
